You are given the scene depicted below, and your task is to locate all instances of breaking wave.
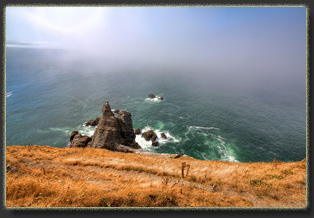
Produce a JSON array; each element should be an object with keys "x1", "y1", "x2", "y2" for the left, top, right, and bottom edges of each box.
[
  {"x1": 135, "y1": 125, "x2": 181, "y2": 151},
  {"x1": 6, "y1": 92, "x2": 13, "y2": 98}
]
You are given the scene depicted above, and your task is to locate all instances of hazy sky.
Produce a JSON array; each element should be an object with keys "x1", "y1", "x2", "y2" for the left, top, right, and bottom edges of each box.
[{"x1": 6, "y1": 6, "x2": 306, "y2": 91}]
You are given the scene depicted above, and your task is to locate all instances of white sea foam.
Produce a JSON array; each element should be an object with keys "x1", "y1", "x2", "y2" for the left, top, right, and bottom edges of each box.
[
  {"x1": 50, "y1": 124, "x2": 96, "y2": 137},
  {"x1": 145, "y1": 95, "x2": 164, "y2": 103},
  {"x1": 79, "y1": 125, "x2": 96, "y2": 137},
  {"x1": 185, "y1": 125, "x2": 238, "y2": 162},
  {"x1": 135, "y1": 125, "x2": 181, "y2": 150},
  {"x1": 188, "y1": 126, "x2": 220, "y2": 131},
  {"x1": 49, "y1": 127, "x2": 72, "y2": 135},
  {"x1": 211, "y1": 134, "x2": 238, "y2": 162},
  {"x1": 6, "y1": 92, "x2": 13, "y2": 98}
]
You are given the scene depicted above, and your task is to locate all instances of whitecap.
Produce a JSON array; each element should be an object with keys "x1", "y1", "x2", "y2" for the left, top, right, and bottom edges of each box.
[
  {"x1": 145, "y1": 95, "x2": 164, "y2": 103},
  {"x1": 211, "y1": 134, "x2": 238, "y2": 162},
  {"x1": 78, "y1": 125, "x2": 96, "y2": 137},
  {"x1": 188, "y1": 126, "x2": 220, "y2": 131},
  {"x1": 50, "y1": 124, "x2": 96, "y2": 137},
  {"x1": 49, "y1": 127, "x2": 72, "y2": 135},
  {"x1": 135, "y1": 125, "x2": 181, "y2": 150},
  {"x1": 6, "y1": 92, "x2": 13, "y2": 98},
  {"x1": 185, "y1": 125, "x2": 238, "y2": 162}
]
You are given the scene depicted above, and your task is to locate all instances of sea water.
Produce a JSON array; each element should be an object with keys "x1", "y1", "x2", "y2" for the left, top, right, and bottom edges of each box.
[{"x1": 5, "y1": 47, "x2": 306, "y2": 162}]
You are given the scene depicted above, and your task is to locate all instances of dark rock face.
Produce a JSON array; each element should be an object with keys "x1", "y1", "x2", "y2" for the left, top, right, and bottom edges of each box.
[
  {"x1": 134, "y1": 128, "x2": 141, "y2": 135},
  {"x1": 142, "y1": 130, "x2": 158, "y2": 142},
  {"x1": 69, "y1": 131, "x2": 92, "y2": 148},
  {"x1": 152, "y1": 141, "x2": 159, "y2": 147},
  {"x1": 161, "y1": 132, "x2": 167, "y2": 139},
  {"x1": 148, "y1": 94, "x2": 156, "y2": 99},
  {"x1": 90, "y1": 102, "x2": 141, "y2": 150},
  {"x1": 85, "y1": 117, "x2": 101, "y2": 126},
  {"x1": 70, "y1": 131, "x2": 79, "y2": 141}
]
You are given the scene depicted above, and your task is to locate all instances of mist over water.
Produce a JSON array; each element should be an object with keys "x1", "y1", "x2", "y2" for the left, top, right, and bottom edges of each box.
[
  {"x1": 5, "y1": 7, "x2": 306, "y2": 162},
  {"x1": 6, "y1": 46, "x2": 306, "y2": 162}
]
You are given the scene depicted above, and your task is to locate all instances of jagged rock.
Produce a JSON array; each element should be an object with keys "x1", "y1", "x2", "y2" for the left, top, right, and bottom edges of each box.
[
  {"x1": 134, "y1": 128, "x2": 141, "y2": 135},
  {"x1": 142, "y1": 130, "x2": 158, "y2": 142},
  {"x1": 70, "y1": 131, "x2": 79, "y2": 141},
  {"x1": 161, "y1": 132, "x2": 167, "y2": 139},
  {"x1": 90, "y1": 102, "x2": 141, "y2": 150},
  {"x1": 69, "y1": 132, "x2": 92, "y2": 148},
  {"x1": 85, "y1": 117, "x2": 101, "y2": 126},
  {"x1": 148, "y1": 94, "x2": 156, "y2": 99},
  {"x1": 152, "y1": 141, "x2": 159, "y2": 147}
]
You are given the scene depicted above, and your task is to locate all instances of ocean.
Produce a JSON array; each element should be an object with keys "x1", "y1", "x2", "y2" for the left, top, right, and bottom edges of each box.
[{"x1": 5, "y1": 47, "x2": 306, "y2": 162}]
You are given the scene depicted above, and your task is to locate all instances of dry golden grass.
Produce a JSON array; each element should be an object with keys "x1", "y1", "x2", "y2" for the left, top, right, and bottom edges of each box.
[{"x1": 6, "y1": 145, "x2": 307, "y2": 208}]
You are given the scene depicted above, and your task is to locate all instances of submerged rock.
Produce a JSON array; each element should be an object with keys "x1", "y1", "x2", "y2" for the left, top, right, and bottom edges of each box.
[{"x1": 158, "y1": 97, "x2": 164, "y2": 100}]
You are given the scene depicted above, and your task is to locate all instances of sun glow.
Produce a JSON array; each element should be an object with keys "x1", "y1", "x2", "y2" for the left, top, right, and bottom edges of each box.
[{"x1": 21, "y1": 7, "x2": 107, "y2": 35}]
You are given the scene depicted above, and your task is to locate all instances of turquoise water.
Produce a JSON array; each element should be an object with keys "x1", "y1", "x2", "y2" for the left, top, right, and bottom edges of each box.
[{"x1": 6, "y1": 47, "x2": 306, "y2": 162}]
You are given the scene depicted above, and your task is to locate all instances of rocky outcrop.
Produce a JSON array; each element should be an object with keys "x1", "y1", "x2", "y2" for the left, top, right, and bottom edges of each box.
[
  {"x1": 69, "y1": 102, "x2": 183, "y2": 158},
  {"x1": 142, "y1": 130, "x2": 158, "y2": 142},
  {"x1": 142, "y1": 130, "x2": 159, "y2": 146},
  {"x1": 89, "y1": 102, "x2": 141, "y2": 150},
  {"x1": 148, "y1": 94, "x2": 163, "y2": 100},
  {"x1": 69, "y1": 131, "x2": 92, "y2": 148},
  {"x1": 85, "y1": 117, "x2": 101, "y2": 126},
  {"x1": 152, "y1": 141, "x2": 159, "y2": 147},
  {"x1": 148, "y1": 94, "x2": 156, "y2": 99},
  {"x1": 134, "y1": 128, "x2": 141, "y2": 135},
  {"x1": 161, "y1": 132, "x2": 167, "y2": 139},
  {"x1": 69, "y1": 102, "x2": 141, "y2": 152}
]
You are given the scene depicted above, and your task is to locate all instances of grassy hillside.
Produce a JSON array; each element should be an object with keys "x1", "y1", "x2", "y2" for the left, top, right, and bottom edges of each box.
[{"x1": 5, "y1": 145, "x2": 307, "y2": 208}]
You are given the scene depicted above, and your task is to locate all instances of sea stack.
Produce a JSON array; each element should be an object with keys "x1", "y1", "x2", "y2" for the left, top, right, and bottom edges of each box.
[{"x1": 90, "y1": 102, "x2": 141, "y2": 150}]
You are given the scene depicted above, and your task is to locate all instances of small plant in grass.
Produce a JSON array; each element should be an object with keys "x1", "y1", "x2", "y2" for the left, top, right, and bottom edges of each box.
[
  {"x1": 281, "y1": 169, "x2": 294, "y2": 176},
  {"x1": 99, "y1": 198, "x2": 111, "y2": 207},
  {"x1": 266, "y1": 174, "x2": 284, "y2": 179},
  {"x1": 181, "y1": 162, "x2": 191, "y2": 178},
  {"x1": 162, "y1": 176, "x2": 172, "y2": 186},
  {"x1": 250, "y1": 179, "x2": 266, "y2": 186}
]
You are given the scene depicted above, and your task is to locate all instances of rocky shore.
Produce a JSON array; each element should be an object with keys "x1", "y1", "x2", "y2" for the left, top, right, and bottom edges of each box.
[{"x1": 69, "y1": 101, "x2": 181, "y2": 159}]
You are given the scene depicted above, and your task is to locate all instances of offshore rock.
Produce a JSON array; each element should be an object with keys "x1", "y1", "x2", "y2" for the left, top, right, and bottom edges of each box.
[
  {"x1": 142, "y1": 130, "x2": 158, "y2": 142},
  {"x1": 90, "y1": 102, "x2": 141, "y2": 150},
  {"x1": 148, "y1": 94, "x2": 156, "y2": 99},
  {"x1": 161, "y1": 132, "x2": 167, "y2": 139}
]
